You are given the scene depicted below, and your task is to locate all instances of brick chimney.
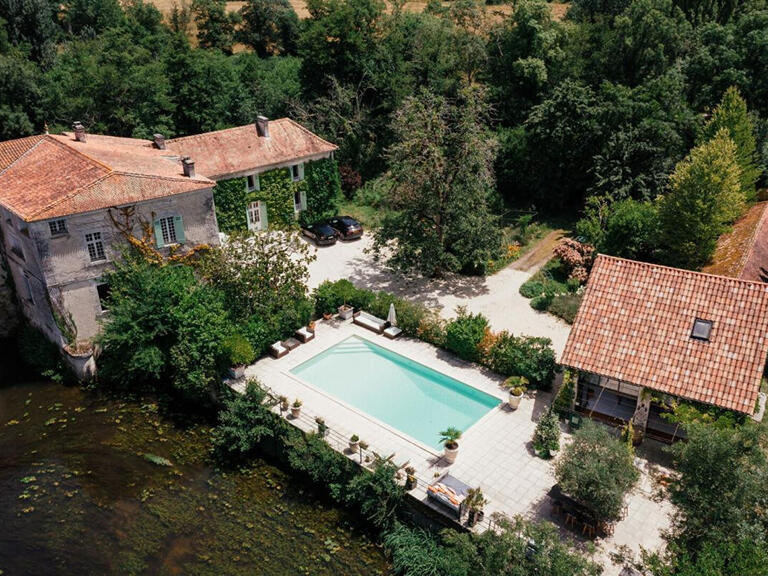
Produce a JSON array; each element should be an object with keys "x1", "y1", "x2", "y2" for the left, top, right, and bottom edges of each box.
[
  {"x1": 182, "y1": 157, "x2": 195, "y2": 178},
  {"x1": 153, "y1": 133, "x2": 166, "y2": 150},
  {"x1": 255, "y1": 116, "x2": 270, "y2": 138},
  {"x1": 73, "y1": 122, "x2": 86, "y2": 143}
]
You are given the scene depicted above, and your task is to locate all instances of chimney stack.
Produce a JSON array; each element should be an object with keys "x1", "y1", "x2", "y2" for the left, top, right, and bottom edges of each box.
[
  {"x1": 182, "y1": 156, "x2": 195, "y2": 178},
  {"x1": 255, "y1": 116, "x2": 270, "y2": 138},
  {"x1": 73, "y1": 122, "x2": 86, "y2": 143},
  {"x1": 153, "y1": 133, "x2": 166, "y2": 150}
]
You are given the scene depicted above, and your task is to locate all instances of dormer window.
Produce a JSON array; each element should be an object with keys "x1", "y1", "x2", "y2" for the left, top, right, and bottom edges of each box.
[
  {"x1": 49, "y1": 218, "x2": 67, "y2": 236},
  {"x1": 691, "y1": 318, "x2": 713, "y2": 341}
]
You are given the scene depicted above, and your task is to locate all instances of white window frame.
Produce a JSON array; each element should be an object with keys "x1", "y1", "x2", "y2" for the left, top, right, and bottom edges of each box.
[
  {"x1": 85, "y1": 231, "x2": 106, "y2": 263},
  {"x1": 48, "y1": 218, "x2": 67, "y2": 236},
  {"x1": 246, "y1": 173, "x2": 260, "y2": 192},
  {"x1": 158, "y1": 216, "x2": 178, "y2": 246},
  {"x1": 291, "y1": 163, "x2": 304, "y2": 182},
  {"x1": 246, "y1": 200, "x2": 267, "y2": 231}
]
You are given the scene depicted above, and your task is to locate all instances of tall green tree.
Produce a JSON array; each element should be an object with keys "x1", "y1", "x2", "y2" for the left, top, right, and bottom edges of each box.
[
  {"x1": 658, "y1": 129, "x2": 744, "y2": 269},
  {"x1": 237, "y1": 0, "x2": 298, "y2": 57},
  {"x1": 644, "y1": 422, "x2": 768, "y2": 576},
  {"x1": 374, "y1": 87, "x2": 501, "y2": 276},
  {"x1": 192, "y1": 0, "x2": 236, "y2": 53},
  {"x1": 701, "y1": 86, "x2": 760, "y2": 198}
]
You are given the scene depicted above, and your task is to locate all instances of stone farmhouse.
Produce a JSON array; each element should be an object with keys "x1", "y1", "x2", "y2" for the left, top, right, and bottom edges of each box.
[{"x1": 0, "y1": 118, "x2": 336, "y2": 371}]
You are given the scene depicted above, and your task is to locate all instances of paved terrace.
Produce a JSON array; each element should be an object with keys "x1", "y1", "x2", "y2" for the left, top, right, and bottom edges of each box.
[{"x1": 238, "y1": 319, "x2": 674, "y2": 575}]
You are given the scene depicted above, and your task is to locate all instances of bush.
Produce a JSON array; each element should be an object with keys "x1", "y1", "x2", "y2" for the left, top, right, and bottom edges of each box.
[
  {"x1": 519, "y1": 280, "x2": 547, "y2": 299},
  {"x1": 213, "y1": 380, "x2": 276, "y2": 459},
  {"x1": 553, "y1": 370, "x2": 576, "y2": 416},
  {"x1": 445, "y1": 307, "x2": 489, "y2": 363},
  {"x1": 416, "y1": 311, "x2": 447, "y2": 347},
  {"x1": 548, "y1": 293, "x2": 583, "y2": 324},
  {"x1": 223, "y1": 333, "x2": 255, "y2": 366},
  {"x1": 485, "y1": 331, "x2": 558, "y2": 389},
  {"x1": 533, "y1": 409, "x2": 560, "y2": 458},
  {"x1": 345, "y1": 461, "x2": 405, "y2": 530},
  {"x1": 531, "y1": 293, "x2": 553, "y2": 310},
  {"x1": 554, "y1": 421, "x2": 639, "y2": 523}
]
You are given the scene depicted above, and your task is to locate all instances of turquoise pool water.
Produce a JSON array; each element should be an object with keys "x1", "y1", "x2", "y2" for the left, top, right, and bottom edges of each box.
[{"x1": 291, "y1": 336, "x2": 500, "y2": 449}]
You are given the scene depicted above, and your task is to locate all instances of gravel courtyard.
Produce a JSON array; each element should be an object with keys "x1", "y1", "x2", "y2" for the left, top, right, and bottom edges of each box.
[{"x1": 305, "y1": 235, "x2": 572, "y2": 357}]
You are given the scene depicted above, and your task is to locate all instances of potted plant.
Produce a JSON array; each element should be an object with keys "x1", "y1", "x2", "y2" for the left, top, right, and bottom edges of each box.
[
  {"x1": 290, "y1": 399, "x2": 302, "y2": 419},
  {"x1": 439, "y1": 427, "x2": 462, "y2": 464},
  {"x1": 224, "y1": 333, "x2": 254, "y2": 380},
  {"x1": 315, "y1": 417, "x2": 327, "y2": 438},
  {"x1": 308, "y1": 320, "x2": 316, "y2": 333},
  {"x1": 322, "y1": 312, "x2": 333, "y2": 320},
  {"x1": 504, "y1": 376, "x2": 528, "y2": 410},
  {"x1": 533, "y1": 409, "x2": 560, "y2": 459},
  {"x1": 465, "y1": 487, "x2": 488, "y2": 527},
  {"x1": 279, "y1": 396, "x2": 289, "y2": 415},
  {"x1": 349, "y1": 434, "x2": 360, "y2": 453},
  {"x1": 359, "y1": 440, "x2": 370, "y2": 463},
  {"x1": 405, "y1": 466, "x2": 417, "y2": 490}
]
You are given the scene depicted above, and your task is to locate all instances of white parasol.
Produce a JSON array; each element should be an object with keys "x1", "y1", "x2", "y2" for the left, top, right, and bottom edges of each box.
[{"x1": 387, "y1": 303, "x2": 397, "y2": 327}]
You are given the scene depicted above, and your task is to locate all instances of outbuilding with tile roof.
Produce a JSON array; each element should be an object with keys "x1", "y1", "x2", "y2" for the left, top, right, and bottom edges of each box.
[{"x1": 560, "y1": 254, "x2": 768, "y2": 441}]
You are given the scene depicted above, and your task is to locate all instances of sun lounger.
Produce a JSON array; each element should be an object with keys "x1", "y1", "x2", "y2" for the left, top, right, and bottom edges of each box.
[
  {"x1": 295, "y1": 326, "x2": 315, "y2": 343},
  {"x1": 427, "y1": 473, "x2": 471, "y2": 519},
  {"x1": 353, "y1": 311, "x2": 388, "y2": 334},
  {"x1": 269, "y1": 341, "x2": 289, "y2": 358},
  {"x1": 383, "y1": 326, "x2": 402, "y2": 339}
]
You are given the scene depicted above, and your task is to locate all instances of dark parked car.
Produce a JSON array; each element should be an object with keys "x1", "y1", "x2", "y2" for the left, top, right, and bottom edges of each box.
[
  {"x1": 328, "y1": 216, "x2": 364, "y2": 240},
  {"x1": 301, "y1": 220, "x2": 338, "y2": 246}
]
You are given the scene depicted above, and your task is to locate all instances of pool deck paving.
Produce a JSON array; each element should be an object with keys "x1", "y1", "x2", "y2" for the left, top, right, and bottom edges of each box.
[{"x1": 239, "y1": 318, "x2": 673, "y2": 575}]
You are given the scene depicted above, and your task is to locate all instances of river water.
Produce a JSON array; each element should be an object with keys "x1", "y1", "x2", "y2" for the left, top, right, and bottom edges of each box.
[{"x1": 0, "y1": 381, "x2": 389, "y2": 575}]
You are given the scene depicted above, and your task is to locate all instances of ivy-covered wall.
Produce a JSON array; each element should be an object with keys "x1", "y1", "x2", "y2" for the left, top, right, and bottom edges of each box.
[
  {"x1": 212, "y1": 159, "x2": 341, "y2": 233},
  {"x1": 213, "y1": 177, "x2": 248, "y2": 233},
  {"x1": 301, "y1": 158, "x2": 342, "y2": 225},
  {"x1": 251, "y1": 168, "x2": 299, "y2": 230}
]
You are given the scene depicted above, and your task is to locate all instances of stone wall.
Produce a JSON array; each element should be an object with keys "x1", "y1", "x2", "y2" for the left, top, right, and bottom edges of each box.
[{"x1": 0, "y1": 247, "x2": 19, "y2": 338}]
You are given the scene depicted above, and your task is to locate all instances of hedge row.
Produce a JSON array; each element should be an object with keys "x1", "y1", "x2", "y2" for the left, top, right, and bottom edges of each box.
[{"x1": 312, "y1": 280, "x2": 558, "y2": 389}]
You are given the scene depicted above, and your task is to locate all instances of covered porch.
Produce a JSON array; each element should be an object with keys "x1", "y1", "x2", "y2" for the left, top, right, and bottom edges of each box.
[{"x1": 574, "y1": 373, "x2": 687, "y2": 443}]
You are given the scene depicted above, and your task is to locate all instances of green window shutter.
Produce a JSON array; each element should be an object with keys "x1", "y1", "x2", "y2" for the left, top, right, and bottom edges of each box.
[
  {"x1": 153, "y1": 219, "x2": 164, "y2": 248},
  {"x1": 259, "y1": 202, "x2": 268, "y2": 230},
  {"x1": 299, "y1": 189, "x2": 307, "y2": 211},
  {"x1": 173, "y1": 215, "x2": 185, "y2": 243}
]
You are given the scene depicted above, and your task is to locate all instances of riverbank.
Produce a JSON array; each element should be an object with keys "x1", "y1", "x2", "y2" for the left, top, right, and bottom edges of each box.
[{"x1": 0, "y1": 381, "x2": 389, "y2": 575}]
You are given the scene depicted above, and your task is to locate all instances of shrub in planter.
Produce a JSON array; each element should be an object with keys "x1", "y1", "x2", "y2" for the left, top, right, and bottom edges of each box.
[
  {"x1": 485, "y1": 331, "x2": 558, "y2": 389},
  {"x1": 290, "y1": 398, "x2": 303, "y2": 418},
  {"x1": 349, "y1": 434, "x2": 360, "y2": 452},
  {"x1": 533, "y1": 409, "x2": 560, "y2": 458},
  {"x1": 553, "y1": 371, "x2": 576, "y2": 416},
  {"x1": 554, "y1": 421, "x2": 639, "y2": 523},
  {"x1": 445, "y1": 307, "x2": 489, "y2": 363},
  {"x1": 223, "y1": 333, "x2": 255, "y2": 368}
]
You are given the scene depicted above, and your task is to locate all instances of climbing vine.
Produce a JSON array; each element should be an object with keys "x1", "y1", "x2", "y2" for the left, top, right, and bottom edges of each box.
[
  {"x1": 251, "y1": 169, "x2": 299, "y2": 230},
  {"x1": 301, "y1": 158, "x2": 342, "y2": 225},
  {"x1": 213, "y1": 178, "x2": 249, "y2": 233}
]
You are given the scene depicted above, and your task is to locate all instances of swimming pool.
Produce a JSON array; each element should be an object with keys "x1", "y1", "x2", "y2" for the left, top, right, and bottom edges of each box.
[{"x1": 290, "y1": 336, "x2": 500, "y2": 449}]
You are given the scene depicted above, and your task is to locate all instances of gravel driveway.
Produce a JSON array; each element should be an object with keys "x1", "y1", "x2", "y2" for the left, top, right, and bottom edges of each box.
[{"x1": 305, "y1": 235, "x2": 571, "y2": 357}]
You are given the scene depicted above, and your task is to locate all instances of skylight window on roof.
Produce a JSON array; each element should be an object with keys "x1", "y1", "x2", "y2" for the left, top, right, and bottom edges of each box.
[{"x1": 691, "y1": 318, "x2": 713, "y2": 341}]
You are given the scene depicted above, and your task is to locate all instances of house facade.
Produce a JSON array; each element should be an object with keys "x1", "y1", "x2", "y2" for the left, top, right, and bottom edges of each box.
[
  {"x1": 560, "y1": 255, "x2": 768, "y2": 442},
  {"x1": 166, "y1": 116, "x2": 338, "y2": 232},
  {"x1": 0, "y1": 130, "x2": 220, "y2": 355}
]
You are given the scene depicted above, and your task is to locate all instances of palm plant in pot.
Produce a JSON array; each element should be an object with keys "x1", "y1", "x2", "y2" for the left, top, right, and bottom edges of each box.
[
  {"x1": 504, "y1": 376, "x2": 528, "y2": 410},
  {"x1": 439, "y1": 427, "x2": 462, "y2": 464},
  {"x1": 290, "y1": 399, "x2": 302, "y2": 419},
  {"x1": 349, "y1": 434, "x2": 360, "y2": 453},
  {"x1": 465, "y1": 487, "x2": 488, "y2": 527}
]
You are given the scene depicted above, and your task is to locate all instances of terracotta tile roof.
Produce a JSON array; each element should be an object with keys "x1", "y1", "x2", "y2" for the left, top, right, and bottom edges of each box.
[
  {"x1": 561, "y1": 255, "x2": 768, "y2": 413},
  {"x1": 0, "y1": 133, "x2": 213, "y2": 222},
  {"x1": 166, "y1": 118, "x2": 337, "y2": 179},
  {"x1": 703, "y1": 202, "x2": 768, "y2": 283}
]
